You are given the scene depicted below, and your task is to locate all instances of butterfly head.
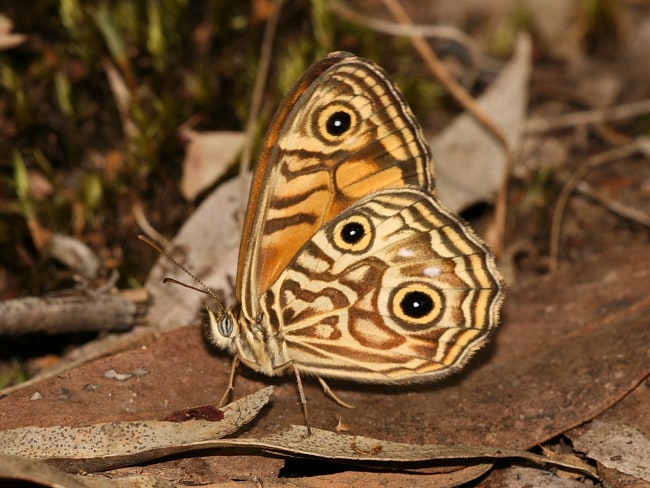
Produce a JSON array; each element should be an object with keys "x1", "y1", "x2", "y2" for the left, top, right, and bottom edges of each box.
[{"x1": 206, "y1": 302, "x2": 239, "y2": 355}]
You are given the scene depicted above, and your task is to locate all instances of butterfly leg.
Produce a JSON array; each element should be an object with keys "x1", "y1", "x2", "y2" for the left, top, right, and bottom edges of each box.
[
  {"x1": 292, "y1": 363, "x2": 313, "y2": 436},
  {"x1": 218, "y1": 355, "x2": 240, "y2": 407},
  {"x1": 317, "y1": 377, "x2": 356, "y2": 409}
]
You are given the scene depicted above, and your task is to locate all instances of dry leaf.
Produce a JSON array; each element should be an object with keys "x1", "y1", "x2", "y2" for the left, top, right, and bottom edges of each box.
[
  {"x1": 570, "y1": 421, "x2": 650, "y2": 482},
  {"x1": 145, "y1": 173, "x2": 250, "y2": 328},
  {"x1": 180, "y1": 130, "x2": 246, "y2": 200},
  {"x1": 432, "y1": 33, "x2": 531, "y2": 212},
  {"x1": 0, "y1": 453, "x2": 177, "y2": 487},
  {"x1": 0, "y1": 386, "x2": 273, "y2": 473},
  {"x1": 0, "y1": 453, "x2": 92, "y2": 488},
  {"x1": 0, "y1": 421, "x2": 596, "y2": 478},
  {"x1": 0, "y1": 14, "x2": 28, "y2": 51}
]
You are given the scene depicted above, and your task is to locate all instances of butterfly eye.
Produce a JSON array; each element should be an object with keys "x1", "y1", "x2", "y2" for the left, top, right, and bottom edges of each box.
[
  {"x1": 391, "y1": 283, "x2": 444, "y2": 328},
  {"x1": 326, "y1": 111, "x2": 351, "y2": 136},
  {"x1": 331, "y1": 214, "x2": 373, "y2": 253},
  {"x1": 218, "y1": 315, "x2": 234, "y2": 337}
]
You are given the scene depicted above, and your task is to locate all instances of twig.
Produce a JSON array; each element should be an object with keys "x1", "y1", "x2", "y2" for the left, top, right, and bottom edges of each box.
[
  {"x1": 379, "y1": 0, "x2": 512, "y2": 256},
  {"x1": 576, "y1": 180, "x2": 650, "y2": 228},
  {"x1": 132, "y1": 201, "x2": 171, "y2": 249},
  {"x1": 549, "y1": 143, "x2": 643, "y2": 272},
  {"x1": 525, "y1": 98, "x2": 650, "y2": 133},
  {"x1": 238, "y1": 0, "x2": 285, "y2": 216},
  {"x1": 330, "y1": 0, "x2": 484, "y2": 79},
  {"x1": 0, "y1": 293, "x2": 138, "y2": 336}
]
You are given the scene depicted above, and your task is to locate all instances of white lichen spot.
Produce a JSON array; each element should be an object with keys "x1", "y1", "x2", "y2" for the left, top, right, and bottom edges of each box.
[
  {"x1": 398, "y1": 247, "x2": 415, "y2": 258},
  {"x1": 30, "y1": 391, "x2": 42, "y2": 401},
  {"x1": 103, "y1": 369, "x2": 133, "y2": 381},
  {"x1": 423, "y1": 266, "x2": 442, "y2": 277}
]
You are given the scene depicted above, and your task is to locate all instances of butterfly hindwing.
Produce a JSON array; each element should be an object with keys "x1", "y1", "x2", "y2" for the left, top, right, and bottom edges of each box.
[{"x1": 262, "y1": 187, "x2": 504, "y2": 383}]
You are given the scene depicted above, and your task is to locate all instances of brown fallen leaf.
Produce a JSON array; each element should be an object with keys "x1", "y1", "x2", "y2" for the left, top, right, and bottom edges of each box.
[{"x1": 0, "y1": 244, "x2": 647, "y2": 485}]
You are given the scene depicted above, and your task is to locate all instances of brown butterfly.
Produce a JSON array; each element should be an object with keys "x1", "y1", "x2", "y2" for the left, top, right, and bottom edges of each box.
[{"x1": 207, "y1": 51, "x2": 505, "y2": 425}]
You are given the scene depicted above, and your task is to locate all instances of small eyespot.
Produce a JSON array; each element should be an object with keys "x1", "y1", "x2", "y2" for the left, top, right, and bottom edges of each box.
[
  {"x1": 331, "y1": 214, "x2": 373, "y2": 253},
  {"x1": 314, "y1": 104, "x2": 358, "y2": 142},
  {"x1": 326, "y1": 111, "x2": 351, "y2": 136},
  {"x1": 341, "y1": 221, "x2": 364, "y2": 244}
]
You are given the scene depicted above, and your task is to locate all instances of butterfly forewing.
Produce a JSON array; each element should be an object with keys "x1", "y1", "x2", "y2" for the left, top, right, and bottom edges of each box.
[
  {"x1": 238, "y1": 52, "x2": 434, "y2": 321},
  {"x1": 261, "y1": 188, "x2": 504, "y2": 383}
]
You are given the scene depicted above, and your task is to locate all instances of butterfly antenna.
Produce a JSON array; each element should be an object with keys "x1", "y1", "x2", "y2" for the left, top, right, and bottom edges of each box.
[{"x1": 138, "y1": 234, "x2": 226, "y2": 316}]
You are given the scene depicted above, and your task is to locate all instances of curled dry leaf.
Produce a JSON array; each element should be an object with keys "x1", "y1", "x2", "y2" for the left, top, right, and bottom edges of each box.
[
  {"x1": 180, "y1": 129, "x2": 246, "y2": 200},
  {"x1": 0, "y1": 409, "x2": 596, "y2": 480},
  {"x1": 0, "y1": 386, "x2": 273, "y2": 473},
  {"x1": 0, "y1": 453, "x2": 177, "y2": 488},
  {"x1": 48, "y1": 233, "x2": 102, "y2": 279},
  {"x1": 220, "y1": 426, "x2": 596, "y2": 478}
]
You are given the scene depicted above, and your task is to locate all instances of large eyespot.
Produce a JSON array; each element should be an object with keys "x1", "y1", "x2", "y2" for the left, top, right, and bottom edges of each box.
[
  {"x1": 331, "y1": 214, "x2": 373, "y2": 253},
  {"x1": 326, "y1": 111, "x2": 351, "y2": 136},
  {"x1": 390, "y1": 282, "x2": 444, "y2": 329},
  {"x1": 314, "y1": 103, "x2": 359, "y2": 142}
]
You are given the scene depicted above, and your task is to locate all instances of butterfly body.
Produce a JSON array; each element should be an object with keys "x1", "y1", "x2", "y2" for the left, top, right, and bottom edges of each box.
[{"x1": 208, "y1": 51, "x2": 504, "y2": 389}]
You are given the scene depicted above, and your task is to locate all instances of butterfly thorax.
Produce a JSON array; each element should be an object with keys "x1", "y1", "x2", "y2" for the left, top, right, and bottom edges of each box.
[{"x1": 208, "y1": 304, "x2": 292, "y2": 377}]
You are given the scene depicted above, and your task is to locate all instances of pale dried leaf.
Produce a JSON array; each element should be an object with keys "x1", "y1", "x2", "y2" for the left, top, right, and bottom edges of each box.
[
  {"x1": 0, "y1": 387, "x2": 273, "y2": 473},
  {"x1": 0, "y1": 415, "x2": 596, "y2": 478},
  {"x1": 571, "y1": 421, "x2": 650, "y2": 481},
  {"x1": 0, "y1": 14, "x2": 28, "y2": 50},
  {"x1": 145, "y1": 173, "x2": 250, "y2": 328},
  {"x1": 180, "y1": 130, "x2": 246, "y2": 200},
  {"x1": 48, "y1": 233, "x2": 102, "y2": 279},
  {"x1": 432, "y1": 33, "x2": 531, "y2": 212},
  {"x1": 0, "y1": 33, "x2": 28, "y2": 50},
  {"x1": 225, "y1": 426, "x2": 595, "y2": 477}
]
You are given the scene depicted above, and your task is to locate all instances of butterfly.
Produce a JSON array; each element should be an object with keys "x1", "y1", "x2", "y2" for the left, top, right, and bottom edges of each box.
[{"x1": 206, "y1": 51, "x2": 505, "y2": 424}]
